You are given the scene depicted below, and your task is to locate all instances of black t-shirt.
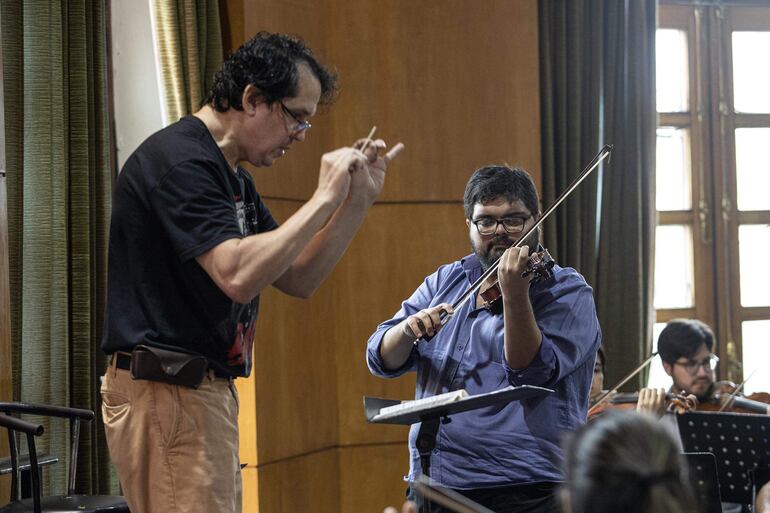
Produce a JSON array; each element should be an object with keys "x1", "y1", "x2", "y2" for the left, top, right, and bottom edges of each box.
[{"x1": 101, "y1": 116, "x2": 278, "y2": 377}]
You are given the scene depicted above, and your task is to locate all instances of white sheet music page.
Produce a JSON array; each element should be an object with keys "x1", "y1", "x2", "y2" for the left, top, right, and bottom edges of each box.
[{"x1": 375, "y1": 389, "x2": 469, "y2": 421}]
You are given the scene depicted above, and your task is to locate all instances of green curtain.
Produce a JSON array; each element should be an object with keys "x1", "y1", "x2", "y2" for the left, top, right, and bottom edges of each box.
[
  {"x1": 539, "y1": 0, "x2": 603, "y2": 285},
  {"x1": 1, "y1": 0, "x2": 115, "y2": 495},
  {"x1": 153, "y1": 0, "x2": 223, "y2": 121},
  {"x1": 539, "y1": 0, "x2": 657, "y2": 389}
]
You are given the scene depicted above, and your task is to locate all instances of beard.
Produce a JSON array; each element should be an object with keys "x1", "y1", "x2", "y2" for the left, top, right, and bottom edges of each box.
[
  {"x1": 472, "y1": 226, "x2": 541, "y2": 271},
  {"x1": 694, "y1": 381, "x2": 715, "y2": 404}
]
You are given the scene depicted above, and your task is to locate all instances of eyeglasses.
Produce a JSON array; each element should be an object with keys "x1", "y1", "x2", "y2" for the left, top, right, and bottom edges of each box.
[
  {"x1": 673, "y1": 354, "x2": 719, "y2": 375},
  {"x1": 471, "y1": 216, "x2": 531, "y2": 236},
  {"x1": 279, "y1": 101, "x2": 311, "y2": 136}
]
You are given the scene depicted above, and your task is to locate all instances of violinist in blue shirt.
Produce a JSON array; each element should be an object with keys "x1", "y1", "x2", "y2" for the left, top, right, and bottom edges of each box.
[{"x1": 366, "y1": 165, "x2": 601, "y2": 513}]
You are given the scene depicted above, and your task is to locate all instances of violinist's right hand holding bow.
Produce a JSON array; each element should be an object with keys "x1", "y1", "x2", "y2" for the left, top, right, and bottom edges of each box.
[{"x1": 378, "y1": 303, "x2": 453, "y2": 371}]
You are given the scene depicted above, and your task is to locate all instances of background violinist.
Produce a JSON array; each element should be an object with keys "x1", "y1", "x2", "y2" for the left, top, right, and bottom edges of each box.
[
  {"x1": 657, "y1": 318, "x2": 751, "y2": 513},
  {"x1": 366, "y1": 165, "x2": 601, "y2": 513},
  {"x1": 589, "y1": 346, "x2": 671, "y2": 418},
  {"x1": 657, "y1": 319, "x2": 719, "y2": 404}
]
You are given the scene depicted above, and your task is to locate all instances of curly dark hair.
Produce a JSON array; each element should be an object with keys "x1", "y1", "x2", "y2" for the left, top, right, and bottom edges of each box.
[
  {"x1": 203, "y1": 32, "x2": 338, "y2": 112},
  {"x1": 463, "y1": 165, "x2": 540, "y2": 220}
]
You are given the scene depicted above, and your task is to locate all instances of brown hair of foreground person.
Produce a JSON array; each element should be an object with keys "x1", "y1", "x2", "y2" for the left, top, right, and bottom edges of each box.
[{"x1": 562, "y1": 411, "x2": 697, "y2": 513}]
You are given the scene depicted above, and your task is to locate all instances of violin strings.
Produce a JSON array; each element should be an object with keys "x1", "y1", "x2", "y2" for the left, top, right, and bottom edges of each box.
[{"x1": 717, "y1": 368, "x2": 757, "y2": 412}]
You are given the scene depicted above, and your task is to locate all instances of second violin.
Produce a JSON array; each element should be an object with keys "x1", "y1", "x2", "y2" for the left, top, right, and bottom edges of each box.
[{"x1": 588, "y1": 389, "x2": 698, "y2": 420}]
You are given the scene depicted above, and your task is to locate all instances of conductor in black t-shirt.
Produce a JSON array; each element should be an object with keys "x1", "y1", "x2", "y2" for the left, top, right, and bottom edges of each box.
[{"x1": 100, "y1": 32, "x2": 404, "y2": 513}]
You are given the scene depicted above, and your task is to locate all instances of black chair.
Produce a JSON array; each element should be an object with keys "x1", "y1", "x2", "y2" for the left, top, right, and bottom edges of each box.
[
  {"x1": 0, "y1": 402, "x2": 129, "y2": 513},
  {"x1": 0, "y1": 450, "x2": 59, "y2": 499}
]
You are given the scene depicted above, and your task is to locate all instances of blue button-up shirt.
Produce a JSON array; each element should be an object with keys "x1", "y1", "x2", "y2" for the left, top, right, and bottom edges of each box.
[{"x1": 366, "y1": 253, "x2": 601, "y2": 489}]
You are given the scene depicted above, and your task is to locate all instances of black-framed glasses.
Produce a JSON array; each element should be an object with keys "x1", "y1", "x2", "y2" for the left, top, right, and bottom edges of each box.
[
  {"x1": 471, "y1": 216, "x2": 531, "y2": 236},
  {"x1": 279, "y1": 101, "x2": 311, "y2": 136},
  {"x1": 673, "y1": 354, "x2": 719, "y2": 375}
]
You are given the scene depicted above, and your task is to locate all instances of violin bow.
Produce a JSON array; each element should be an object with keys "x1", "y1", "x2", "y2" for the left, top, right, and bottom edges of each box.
[
  {"x1": 420, "y1": 144, "x2": 614, "y2": 342},
  {"x1": 717, "y1": 368, "x2": 757, "y2": 412},
  {"x1": 359, "y1": 126, "x2": 377, "y2": 154},
  {"x1": 588, "y1": 352, "x2": 659, "y2": 417}
]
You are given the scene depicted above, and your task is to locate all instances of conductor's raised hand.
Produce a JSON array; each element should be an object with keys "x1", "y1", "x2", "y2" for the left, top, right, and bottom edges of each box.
[
  {"x1": 402, "y1": 303, "x2": 453, "y2": 340},
  {"x1": 315, "y1": 147, "x2": 365, "y2": 208},
  {"x1": 350, "y1": 137, "x2": 405, "y2": 205}
]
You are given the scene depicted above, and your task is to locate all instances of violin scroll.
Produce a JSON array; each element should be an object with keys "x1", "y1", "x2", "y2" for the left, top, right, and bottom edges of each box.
[
  {"x1": 666, "y1": 393, "x2": 698, "y2": 415},
  {"x1": 522, "y1": 249, "x2": 555, "y2": 284}
]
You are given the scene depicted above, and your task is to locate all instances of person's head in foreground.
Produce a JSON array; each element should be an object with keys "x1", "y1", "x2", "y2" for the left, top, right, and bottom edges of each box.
[{"x1": 562, "y1": 411, "x2": 696, "y2": 513}]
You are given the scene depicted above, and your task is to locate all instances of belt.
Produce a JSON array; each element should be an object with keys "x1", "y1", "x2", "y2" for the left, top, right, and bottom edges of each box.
[
  {"x1": 111, "y1": 351, "x2": 232, "y2": 380},
  {"x1": 112, "y1": 352, "x2": 132, "y2": 371}
]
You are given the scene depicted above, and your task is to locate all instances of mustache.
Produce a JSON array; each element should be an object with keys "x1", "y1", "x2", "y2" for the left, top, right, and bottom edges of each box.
[{"x1": 489, "y1": 236, "x2": 515, "y2": 247}]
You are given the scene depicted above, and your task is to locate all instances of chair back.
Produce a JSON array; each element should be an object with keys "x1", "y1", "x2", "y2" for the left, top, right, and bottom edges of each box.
[{"x1": 0, "y1": 402, "x2": 129, "y2": 513}]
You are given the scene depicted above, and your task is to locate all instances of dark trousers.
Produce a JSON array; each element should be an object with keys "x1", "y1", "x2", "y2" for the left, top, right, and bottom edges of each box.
[{"x1": 411, "y1": 482, "x2": 561, "y2": 513}]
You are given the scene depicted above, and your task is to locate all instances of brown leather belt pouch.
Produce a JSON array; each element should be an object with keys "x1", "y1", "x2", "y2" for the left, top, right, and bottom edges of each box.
[{"x1": 130, "y1": 345, "x2": 207, "y2": 388}]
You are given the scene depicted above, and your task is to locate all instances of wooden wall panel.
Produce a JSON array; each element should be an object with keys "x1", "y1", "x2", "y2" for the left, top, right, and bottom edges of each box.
[
  {"x1": 255, "y1": 448, "x2": 339, "y2": 513},
  {"x1": 242, "y1": 465, "x2": 259, "y2": 513},
  {"x1": 249, "y1": 0, "x2": 541, "y2": 201},
  {"x1": 250, "y1": 200, "x2": 339, "y2": 464},
  {"x1": 248, "y1": 445, "x2": 409, "y2": 513},
  {"x1": 324, "y1": 0, "x2": 541, "y2": 203},
  {"x1": 338, "y1": 444, "x2": 410, "y2": 513}
]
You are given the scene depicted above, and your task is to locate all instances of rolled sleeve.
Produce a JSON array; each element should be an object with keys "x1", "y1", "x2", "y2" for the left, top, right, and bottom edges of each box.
[
  {"x1": 366, "y1": 321, "x2": 418, "y2": 378},
  {"x1": 365, "y1": 262, "x2": 461, "y2": 379},
  {"x1": 503, "y1": 268, "x2": 601, "y2": 387},
  {"x1": 503, "y1": 336, "x2": 558, "y2": 386}
]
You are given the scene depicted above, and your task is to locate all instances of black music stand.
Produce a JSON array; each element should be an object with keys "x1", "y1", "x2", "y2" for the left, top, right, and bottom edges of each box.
[
  {"x1": 365, "y1": 385, "x2": 553, "y2": 512},
  {"x1": 684, "y1": 452, "x2": 724, "y2": 513},
  {"x1": 677, "y1": 411, "x2": 770, "y2": 505}
]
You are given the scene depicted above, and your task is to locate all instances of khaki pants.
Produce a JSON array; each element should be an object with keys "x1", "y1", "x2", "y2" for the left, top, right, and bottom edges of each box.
[{"x1": 101, "y1": 359, "x2": 242, "y2": 513}]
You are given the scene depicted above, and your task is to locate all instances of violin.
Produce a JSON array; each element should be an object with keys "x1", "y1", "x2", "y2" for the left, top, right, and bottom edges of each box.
[
  {"x1": 477, "y1": 249, "x2": 556, "y2": 311},
  {"x1": 696, "y1": 380, "x2": 770, "y2": 415},
  {"x1": 588, "y1": 390, "x2": 698, "y2": 419}
]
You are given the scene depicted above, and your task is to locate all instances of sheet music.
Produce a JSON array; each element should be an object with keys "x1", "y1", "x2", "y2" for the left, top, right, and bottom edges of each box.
[{"x1": 375, "y1": 390, "x2": 469, "y2": 420}]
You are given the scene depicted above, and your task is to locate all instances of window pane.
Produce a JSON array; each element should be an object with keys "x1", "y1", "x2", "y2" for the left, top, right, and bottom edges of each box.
[
  {"x1": 647, "y1": 322, "x2": 674, "y2": 390},
  {"x1": 656, "y1": 29, "x2": 689, "y2": 113},
  {"x1": 741, "y1": 320, "x2": 770, "y2": 395},
  {"x1": 735, "y1": 128, "x2": 770, "y2": 211},
  {"x1": 654, "y1": 225, "x2": 695, "y2": 309},
  {"x1": 739, "y1": 224, "x2": 770, "y2": 307},
  {"x1": 733, "y1": 32, "x2": 770, "y2": 113},
  {"x1": 656, "y1": 127, "x2": 692, "y2": 211}
]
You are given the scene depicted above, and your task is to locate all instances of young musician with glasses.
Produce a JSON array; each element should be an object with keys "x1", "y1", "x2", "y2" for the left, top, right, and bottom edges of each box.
[
  {"x1": 656, "y1": 319, "x2": 754, "y2": 513},
  {"x1": 101, "y1": 32, "x2": 403, "y2": 513},
  {"x1": 657, "y1": 319, "x2": 720, "y2": 404},
  {"x1": 366, "y1": 165, "x2": 601, "y2": 513}
]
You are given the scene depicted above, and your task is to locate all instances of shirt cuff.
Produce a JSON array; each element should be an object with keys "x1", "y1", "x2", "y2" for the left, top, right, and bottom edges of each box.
[{"x1": 366, "y1": 327, "x2": 416, "y2": 378}]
